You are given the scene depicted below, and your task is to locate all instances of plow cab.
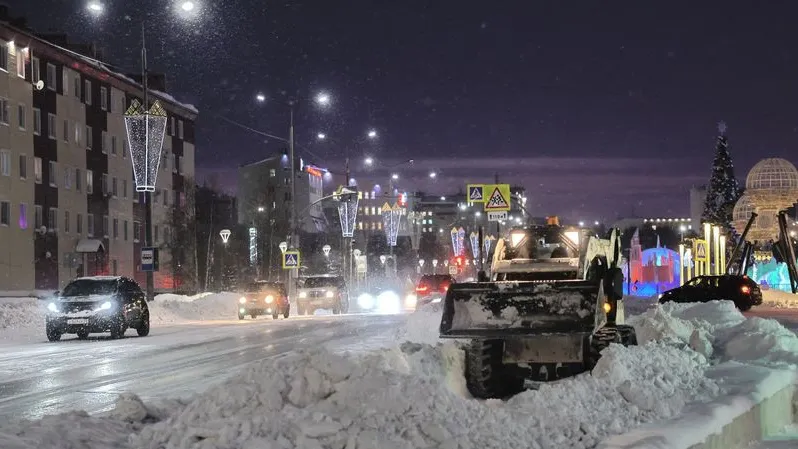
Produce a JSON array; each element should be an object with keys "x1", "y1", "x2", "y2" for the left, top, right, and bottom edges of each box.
[{"x1": 439, "y1": 225, "x2": 637, "y2": 399}]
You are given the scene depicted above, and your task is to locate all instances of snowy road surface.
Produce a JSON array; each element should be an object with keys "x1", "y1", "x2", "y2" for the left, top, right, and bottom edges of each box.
[{"x1": 0, "y1": 314, "x2": 404, "y2": 422}]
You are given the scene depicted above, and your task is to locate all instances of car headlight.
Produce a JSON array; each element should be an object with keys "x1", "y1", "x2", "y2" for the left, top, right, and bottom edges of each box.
[
  {"x1": 239, "y1": 297, "x2": 247, "y2": 304},
  {"x1": 47, "y1": 302, "x2": 59, "y2": 313},
  {"x1": 95, "y1": 301, "x2": 113, "y2": 312},
  {"x1": 265, "y1": 295, "x2": 274, "y2": 303},
  {"x1": 299, "y1": 291, "x2": 307, "y2": 298},
  {"x1": 404, "y1": 294, "x2": 417, "y2": 308},
  {"x1": 376, "y1": 291, "x2": 401, "y2": 314},
  {"x1": 357, "y1": 293, "x2": 374, "y2": 309},
  {"x1": 325, "y1": 290, "x2": 334, "y2": 298}
]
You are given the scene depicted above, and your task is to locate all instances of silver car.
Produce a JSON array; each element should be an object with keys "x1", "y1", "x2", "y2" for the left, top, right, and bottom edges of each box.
[{"x1": 297, "y1": 275, "x2": 349, "y2": 315}]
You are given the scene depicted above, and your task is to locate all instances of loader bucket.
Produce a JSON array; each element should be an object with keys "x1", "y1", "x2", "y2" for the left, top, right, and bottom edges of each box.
[{"x1": 439, "y1": 280, "x2": 601, "y2": 338}]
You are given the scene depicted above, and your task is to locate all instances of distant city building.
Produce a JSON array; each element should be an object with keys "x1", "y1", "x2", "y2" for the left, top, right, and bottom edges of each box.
[
  {"x1": 0, "y1": 15, "x2": 197, "y2": 291},
  {"x1": 689, "y1": 185, "x2": 707, "y2": 226}
]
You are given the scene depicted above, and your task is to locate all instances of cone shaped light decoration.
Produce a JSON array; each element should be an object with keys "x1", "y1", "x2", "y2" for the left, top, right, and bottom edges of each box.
[
  {"x1": 450, "y1": 228, "x2": 458, "y2": 256},
  {"x1": 457, "y1": 227, "x2": 466, "y2": 256},
  {"x1": 335, "y1": 187, "x2": 359, "y2": 238},
  {"x1": 381, "y1": 202, "x2": 402, "y2": 246},
  {"x1": 124, "y1": 99, "x2": 167, "y2": 192},
  {"x1": 484, "y1": 235, "x2": 495, "y2": 256},
  {"x1": 470, "y1": 232, "x2": 479, "y2": 258}
]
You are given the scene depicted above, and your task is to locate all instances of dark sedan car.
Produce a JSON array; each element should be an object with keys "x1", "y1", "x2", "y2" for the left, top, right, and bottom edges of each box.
[
  {"x1": 659, "y1": 275, "x2": 763, "y2": 311},
  {"x1": 45, "y1": 276, "x2": 150, "y2": 341}
]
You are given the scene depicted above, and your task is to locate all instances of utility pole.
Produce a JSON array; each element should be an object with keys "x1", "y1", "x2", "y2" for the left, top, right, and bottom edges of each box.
[
  {"x1": 494, "y1": 172, "x2": 501, "y2": 235},
  {"x1": 288, "y1": 104, "x2": 297, "y2": 301}
]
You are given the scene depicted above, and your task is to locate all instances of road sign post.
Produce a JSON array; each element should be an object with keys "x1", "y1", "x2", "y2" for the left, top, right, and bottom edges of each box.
[
  {"x1": 141, "y1": 247, "x2": 159, "y2": 272},
  {"x1": 693, "y1": 239, "x2": 707, "y2": 276},
  {"x1": 282, "y1": 251, "x2": 301, "y2": 269}
]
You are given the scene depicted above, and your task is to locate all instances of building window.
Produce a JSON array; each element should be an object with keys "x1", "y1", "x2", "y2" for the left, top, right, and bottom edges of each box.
[
  {"x1": 19, "y1": 204, "x2": 27, "y2": 229},
  {"x1": 178, "y1": 120, "x2": 184, "y2": 139},
  {"x1": 112, "y1": 177, "x2": 117, "y2": 197},
  {"x1": 47, "y1": 113, "x2": 56, "y2": 139},
  {"x1": 86, "y1": 125, "x2": 93, "y2": 149},
  {"x1": 122, "y1": 140, "x2": 127, "y2": 159},
  {"x1": 74, "y1": 76, "x2": 81, "y2": 99},
  {"x1": 49, "y1": 161, "x2": 57, "y2": 187},
  {"x1": 101, "y1": 131, "x2": 108, "y2": 153},
  {"x1": 64, "y1": 210, "x2": 70, "y2": 233},
  {"x1": 113, "y1": 217, "x2": 118, "y2": 239},
  {"x1": 0, "y1": 98, "x2": 8, "y2": 125},
  {"x1": 17, "y1": 104, "x2": 25, "y2": 129},
  {"x1": 46, "y1": 63, "x2": 56, "y2": 91},
  {"x1": 0, "y1": 201, "x2": 9, "y2": 226},
  {"x1": 34, "y1": 205, "x2": 43, "y2": 228},
  {"x1": 0, "y1": 43, "x2": 5, "y2": 71},
  {"x1": 170, "y1": 117, "x2": 175, "y2": 135},
  {"x1": 102, "y1": 173, "x2": 109, "y2": 195},
  {"x1": 122, "y1": 179, "x2": 127, "y2": 198},
  {"x1": 48, "y1": 207, "x2": 57, "y2": 231},
  {"x1": 15, "y1": 49, "x2": 24, "y2": 78},
  {"x1": 102, "y1": 215, "x2": 109, "y2": 237},
  {"x1": 133, "y1": 221, "x2": 141, "y2": 242},
  {"x1": 63, "y1": 119, "x2": 69, "y2": 143},
  {"x1": 84, "y1": 80, "x2": 92, "y2": 105},
  {"x1": 123, "y1": 220, "x2": 128, "y2": 241},
  {"x1": 33, "y1": 108, "x2": 40, "y2": 135},
  {"x1": 111, "y1": 135, "x2": 117, "y2": 155},
  {"x1": 63, "y1": 167, "x2": 71, "y2": 189},
  {"x1": 0, "y1": 150, "x2": 9, "y2": 176},
  {"x1": 75, "y1": 168, "x2": 81, "y2": 192},
  {"x1": 34, "y1": 157, "x2": 42, "y2": 183},
  {"x1": 87, "y1": 213, "x2": 94, "y2": 236},
  {"x1": 74, "y1": 122, "x2": 81, "y2": 145},
  {"x1": 18, "y1": 154, "x2": 26, "y2": 180},
  {"x1": 100, "y1": 87, "x2": 108, "y2": 111},
  {"x1": 62, "y1": 69, "x2": 69, "y2": 96},
  {"x1": 163, "y1": 189, "x2": 168, "y2": 205},
  {"x1": 31, "y1": 57, "x2": 40, "y2": 83},
  {"x1": 76, "y1": 213, "x2": 83, "y2": 234},
  {"x1": 86, "y1": 169, "x2": 93, "y2": 193}
]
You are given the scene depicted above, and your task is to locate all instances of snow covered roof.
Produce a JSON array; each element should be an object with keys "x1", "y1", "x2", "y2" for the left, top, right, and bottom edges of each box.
[{"x1": 75, "y1": 238, "x2": 104, "y2": 253}]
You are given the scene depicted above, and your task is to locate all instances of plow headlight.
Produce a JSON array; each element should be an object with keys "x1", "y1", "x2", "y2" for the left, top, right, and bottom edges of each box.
[
  {"x1": 265, "y1": 295, "x2": 274, "y2": 303},
  {"x1": 299, "y1": 291, "x2": 308, "y2": 298},
  {"x1": 325, "y1": 291, "x2": 334, "y2": 298},
  {"x1": 239, "y1": 297, "x2": 247, "y2": 304},
  {"x1": 510, "y1": 230, "x2": 527, "y2": 248},
  {"x1": 603, "y1": 302, "x2": 612, "y2": 314}
]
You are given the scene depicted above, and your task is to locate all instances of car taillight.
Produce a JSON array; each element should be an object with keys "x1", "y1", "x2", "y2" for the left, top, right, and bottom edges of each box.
[
  {"x1": 416, "y1": 285, "x2": 429, "y2": 293},
  {"x1": 741, "y1": 285, "x2": 751, "y2": 294}
]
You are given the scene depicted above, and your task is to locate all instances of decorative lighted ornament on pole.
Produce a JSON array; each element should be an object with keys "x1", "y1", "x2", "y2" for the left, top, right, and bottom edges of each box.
[
  {"x1": 381, "y1": 202, "x2": 402, "y2": 246},
  {"x1": 279, "y1": 241, "x2": 288, "y2": 254},
  {"x1": 443, "y1": 259, "x2": 449, "y2": 267},
  {"x1": 334, "y1": 186, "x2": 359, "y2": 238},
  {"x1": 380, "y1": 255, "x2": 387, "y2": 264},
  {"x1": 353, "y1": 249, "x2": 361, "y2": 257},
  {"x1": 432, "y1": 259, "x2": 438, "y2": 267},
  {"x1": 322, "y1": 244, "x2": 331, "y2": 257},
  {"x1": 219, "y1": 229, "x2": 231, "y2": 244},
  {"x1": 470, "y1": 232, "x2": 479, "y2": 258},
  {"x1": 124, "y1": 100, "x2": 168, "y2": 192},
  {"x1": 484, "y1": 235, "x2": 495, "y2": 256},
  {"x1": 450, "y1": 228, "x2": 459, "y2": 256},
  {"x1": 419, "y1": 259, "x2": 425, "y2": 267},
  {"x1": 457, "y1": 228, "x2": 466, "y2": 256},
  {"x1": 248, "y1": 227, "x2": 258, "y2": 266}
]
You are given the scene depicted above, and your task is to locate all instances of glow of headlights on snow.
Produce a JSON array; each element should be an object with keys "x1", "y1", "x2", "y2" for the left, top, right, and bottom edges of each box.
[
  {"x1": 357, "y1": 293, "x2": 374, "y2": 309},
  {"x1": 376, "y1": 291, "x2": 401, "y2": 314}
]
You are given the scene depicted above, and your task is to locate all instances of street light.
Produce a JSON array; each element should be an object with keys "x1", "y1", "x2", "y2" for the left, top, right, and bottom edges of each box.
[
  {"x1": 87, "y1": 1, "x2": 103, "y2": 14},
  {"x1": 315, "y1": 92, "x2": 331, "y2": 106},
  {"x1": 367, "y1": 129, "x2": 378, "y2": 139},
  {"x1": 279, "y1": 241, "x2": 288, "y2": 254},
  {"x1": 255, "y1": 93, "x2": 266, "y2": 102},
  {"x1": 391, "y1": 173, "x2": 399, "y2": 180},
  {"x1": 364, "y1": 157, "x2": 374, "y2": 166},
  {"x1": 317, "y1": 132, "x2": 326, "y2": 140},
  {"x1": 322, "y1": 244, "x2": 331, "y2": 257},
  {"x1": 219, "y1": 229, "x2": 231, "y2": 244},
  {"x1": 180, "y1": 1, "x2": 196, "y2": 12},
  {"x1": 429, "y1": 172, "x2": 437, "y2": 179}
]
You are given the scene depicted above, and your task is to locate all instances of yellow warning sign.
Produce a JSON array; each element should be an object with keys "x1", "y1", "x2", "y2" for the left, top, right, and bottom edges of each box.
[
  {"x1": 483, "y1": 184, "x2": 511, "y2": 211},
  {"x1": 693, "y1": 239, "x2": 708, "y2": 262}
]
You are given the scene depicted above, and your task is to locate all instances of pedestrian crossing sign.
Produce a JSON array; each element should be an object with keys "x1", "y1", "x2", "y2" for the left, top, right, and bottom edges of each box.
[
  {"x1": 467, "y1": 184, "x2": 485, "y2": 203},
  {"x1": 693, "y1": 240, "x2": 707, "y2": 262},
  {"x1": 483, "y1": 184, "x2": 511, "y2": 211},
  {"x1": 282, "y1": 251, "x2": 301, "y2": 269}
]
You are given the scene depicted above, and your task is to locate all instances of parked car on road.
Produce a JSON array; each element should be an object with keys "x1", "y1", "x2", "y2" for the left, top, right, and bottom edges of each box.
[{"x1": 658, "y1": 275, "x2": 763, "y2": 311}]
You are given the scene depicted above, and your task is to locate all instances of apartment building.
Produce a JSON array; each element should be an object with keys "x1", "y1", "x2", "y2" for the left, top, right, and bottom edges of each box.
[{"x1": 0, "y1": 23, "x2": 197, "y2": 291}]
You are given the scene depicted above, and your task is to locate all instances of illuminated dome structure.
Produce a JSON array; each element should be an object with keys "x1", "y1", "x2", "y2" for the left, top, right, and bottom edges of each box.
[{"x1": 733, "y1": 158, "x2": 798, "y2": 241}]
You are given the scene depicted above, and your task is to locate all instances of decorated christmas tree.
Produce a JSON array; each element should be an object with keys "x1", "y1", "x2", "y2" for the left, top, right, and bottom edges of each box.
[{"x1": 701, "y1": 122, "x2": 742, "y2": 232}]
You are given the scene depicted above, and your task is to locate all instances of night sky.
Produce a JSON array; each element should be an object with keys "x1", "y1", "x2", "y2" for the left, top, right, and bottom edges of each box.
[{"x1": 15, "y1": 1, "x2": 798, "y2": 221}]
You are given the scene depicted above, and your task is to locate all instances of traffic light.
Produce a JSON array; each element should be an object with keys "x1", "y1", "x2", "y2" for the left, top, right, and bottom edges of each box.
[{"x1": 454, "y1": 256, "x2": 464, "y2": 267}]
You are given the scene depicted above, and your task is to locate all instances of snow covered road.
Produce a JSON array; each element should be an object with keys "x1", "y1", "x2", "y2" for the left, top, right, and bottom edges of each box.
[{"x1": 0, "y1": 314, "x2": 405, "y2": 422}]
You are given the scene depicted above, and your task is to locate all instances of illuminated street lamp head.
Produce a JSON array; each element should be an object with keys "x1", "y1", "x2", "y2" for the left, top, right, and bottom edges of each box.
[
  {"x1": 367, "y1": 129, "x2": 378, "y2": 139},
  {"x1": 429, "y1": 171, "x2": 437, "y2": 179},
  {"x1": 317, "y1": 132, "x2": 326, "y2": 140},
  {"x1": 391, "y1": 173, "x2": 399, "y2": 180},
  {"x1": 364, "y1": 157, "x2": 373, "y2": 166},
  {"x1": 315, "y1": 92, "x2": 331, "y2": 106},
  {"x1": 87, "y1": 1, "x2": 103, "y2": 15},
  {"x1": 180, "y1": 0, "x2": 195, "y2": 11},
  {"x1": 257, "y1": 206, "x2": 265, "y2": 212},
  {"x1": 255, "y1": 93, "x2": 266, "y2": 102}
]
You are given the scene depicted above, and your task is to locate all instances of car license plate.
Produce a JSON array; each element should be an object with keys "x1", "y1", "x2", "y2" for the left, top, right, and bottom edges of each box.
[{"x1": 67, "y1": 319, "x2": 89, "y2": 325}]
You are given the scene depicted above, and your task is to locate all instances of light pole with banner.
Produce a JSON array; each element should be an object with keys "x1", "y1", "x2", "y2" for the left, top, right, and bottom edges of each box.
[
  {"x1": 333, "y1": 186, "x2": 358, "y2": 288},
  {"x1": 219, "y1": 229, "x2": 231, "y2": 289},
  {"x1": 381, "y1": 202, "x2": 402, "y2": 276}
]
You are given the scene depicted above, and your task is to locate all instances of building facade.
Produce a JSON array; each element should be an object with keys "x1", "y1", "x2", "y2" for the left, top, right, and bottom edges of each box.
[{"x1": 0, "y1": 22, "x2": 196, "y2": 291}]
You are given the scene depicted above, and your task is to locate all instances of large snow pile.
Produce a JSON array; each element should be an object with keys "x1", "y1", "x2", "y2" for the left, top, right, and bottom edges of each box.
[
  {"x1": 760, "y1": 288, "x2": 798, "y2": 308},
  {"x1": 0, "y1": 298, "x2": 46, "y2": 336},
  {"x1": 398, "y1": 301, "x2": 444, "y2": 345},
  {"x1": 148, "y1": 292, "x2": 239, "y2": 323}
]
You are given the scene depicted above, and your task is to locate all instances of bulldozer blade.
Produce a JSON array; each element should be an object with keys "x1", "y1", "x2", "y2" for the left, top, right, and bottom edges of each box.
[{"x1": 439, "y1": 281, "x2": 600, "y2": 338}]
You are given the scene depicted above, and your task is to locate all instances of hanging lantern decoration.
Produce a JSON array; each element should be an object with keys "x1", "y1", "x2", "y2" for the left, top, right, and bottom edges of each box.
[
  {"x1": 334, "y1": 186, "x2": 359, "y2": 238},
  {"x1": 322, "y1": 244, "x2": 331, "y2": 257},
  {"x1": 457, "y1": 227, "x2": 466, "y2": 256},
  {"x1": 469, "y1": 232, "x2": 479, "y2": 258},
  {"x1": 380, "y1": 255, "x2": 387, "y2": 264},
  {"x1": 450, "y1": 228, "x2": 458, "y2": 256},
  {"x1": 248, "y1": 227, "x2": 258, "y2": 266},
  {"x1": 124, "y1": 99, "x2": 168, "y2": 192},
  {"x1": 484, "y1": 235, "x2": 495, "y2": 257},
  {"x1": 219, "y1": 229, "x2": 231, "y2": 244},
  {"x1": 381, "y1": 202, "x2": 402, "y2": 246}
]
